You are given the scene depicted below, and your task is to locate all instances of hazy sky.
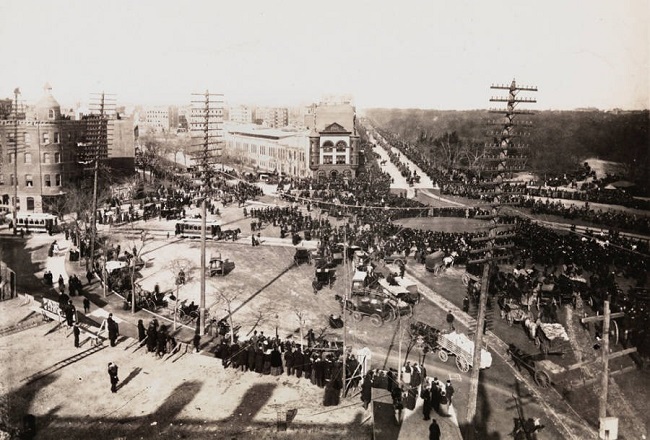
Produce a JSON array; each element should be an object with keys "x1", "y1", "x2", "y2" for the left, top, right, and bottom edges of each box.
[{"x1": 1, "y1": 0, "x2": 647, "y2": 110}]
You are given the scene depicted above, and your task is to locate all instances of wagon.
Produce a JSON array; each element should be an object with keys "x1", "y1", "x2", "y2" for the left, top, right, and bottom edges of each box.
[
  {"x1": 425, "y1": 250, "x2": 445, "y2": 274},
  {"x1": 532, "y1": 322, "x2": 570, "y2": 355},
  {"x1": 435, "y1": 331, "x2": 493, "y2": 373},
  {"x1": 507, "y1": 343, "x2": 582, "y2": 389}
]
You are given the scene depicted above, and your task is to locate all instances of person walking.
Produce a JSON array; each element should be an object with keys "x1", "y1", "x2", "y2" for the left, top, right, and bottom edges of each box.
[
  {"x1": 83, "y1": 296, "x2": 90, "y2": 314},
  {"x1": 108, "y1": 362, "x2": 119, "y2": 393},
  {"x1": 429, "y1": 419, "x2": 441, "y2": 440},
  {"x1": 73, "y1": 323, "x2": 80, "y2": 348}
]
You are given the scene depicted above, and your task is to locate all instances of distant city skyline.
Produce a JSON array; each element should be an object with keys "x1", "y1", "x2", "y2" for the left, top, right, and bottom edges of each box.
[{"x1": 0, "y1": 0, "x2": 647, "y2": 111}]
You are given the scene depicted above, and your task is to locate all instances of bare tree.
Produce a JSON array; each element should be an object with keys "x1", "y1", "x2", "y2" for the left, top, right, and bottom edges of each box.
[
  {"x1": 168, "y1": 257, "x2": 194, "y2": 330},
  {"x1": 216, "y1": 288, "x2": 243, "y2": 344},
  {"x1": 294, "y1": 308, "x2": 307, "y2": 348}
]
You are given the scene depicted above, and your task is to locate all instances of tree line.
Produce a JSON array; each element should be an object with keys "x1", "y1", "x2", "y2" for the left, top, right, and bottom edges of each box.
[{"x1": 366, "y1": 108, "x2": 649, "y2": 189}]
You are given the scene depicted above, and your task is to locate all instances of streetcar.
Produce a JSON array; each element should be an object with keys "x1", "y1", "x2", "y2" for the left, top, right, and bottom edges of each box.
[
  {"x1": 174, "y1": 218, "x2": 221, "y2": 239},
  {"x1": 15, "y1": 213, "x2": 59, "y2": 233}
]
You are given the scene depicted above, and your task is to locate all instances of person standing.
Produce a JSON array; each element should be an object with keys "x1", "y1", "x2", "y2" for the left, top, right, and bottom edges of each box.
[
  {"x1": 429, "y1": 419, "x2": 441, "y2": 440},
  {"x1": 65, "y1": 301, "x2": 76, "y2": 327},
  {"x1": 107, "y1": 314, "x2": 119, "y2": 347},
  {"x1": 83, "y1": 296, "x2": 91, "y2": 314},
  {"x1": 446, "y1": 379, "x2": 455, "y2": 406},
  {"x1": 73, "y1": 323, "x2": 80, "y2": 348},
  {"x1": 108, "y1": 362, "x2": 119, "y2": 393},
  {"x1": 137, "y1": 319, "x2": 146, "y2": 345},
  {"x1": 463, "y1": 295, "x2": 470, "y2": 313},
  {"x1": 421, "y1": 383, "x2": 432, "y2": 420},
  {"x1": 361, "y1": 371, "x2": 373, "y2": 410},
  {"x1": 284, "y1": 346, "x2": 294, "y2": 376},
  {"x1": 446, "y1": 310, "x2": 455, "y2": 332},
  {"x1": 86, "y1": 270, "x2": 93, "y2": 285}
]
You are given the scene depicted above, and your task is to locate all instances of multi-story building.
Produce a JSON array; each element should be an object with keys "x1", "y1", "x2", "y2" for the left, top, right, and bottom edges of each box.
[
  {"x1": 308, "y1": 102, "x2": 360, "y2": 181},
  {"x1": 0, "y1": 85, "x2": 85, "y2": 213},
  {"x1": 260, "y1": 107, "x2": 289, "y2": 128},
  {"x1": 0, "y1": 85, "x2": 135, "y2": 214},
  {"x1": 143, "y1": 106, "x2": 170, "y2": 132},
  {"x1": 229, "y1": 105, "x2": 253, "y2": 124},
  {"x1": 223, "y1": 123, "x2": 310, "y2": 178}
]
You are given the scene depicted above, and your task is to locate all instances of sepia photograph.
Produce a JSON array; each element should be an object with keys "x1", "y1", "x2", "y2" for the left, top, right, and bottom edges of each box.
[{"x1": 0, "y1": 1, "x2": 648, "y2": 439}]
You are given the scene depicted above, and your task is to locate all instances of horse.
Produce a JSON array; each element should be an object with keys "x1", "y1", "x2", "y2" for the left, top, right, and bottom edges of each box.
[{"x1": 220, "y1": 228, "x2": 241, "y2": 241}]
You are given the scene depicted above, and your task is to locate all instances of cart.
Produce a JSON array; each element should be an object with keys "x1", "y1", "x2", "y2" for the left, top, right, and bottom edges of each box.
[
  {"x1": 507, "y1": 344, "x2": 577, "y2": 389},
  {"x1": 533, "y1": 322, "x2": 570, "y2": 355},
  {"x1": 435, "y1": 331, "x2": 493, "y2": 373}
]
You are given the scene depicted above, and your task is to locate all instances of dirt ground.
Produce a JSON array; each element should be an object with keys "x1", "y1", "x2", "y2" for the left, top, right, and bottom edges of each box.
[{"x1": 0, "y1": 299, "x2": 370, "y2": 440}]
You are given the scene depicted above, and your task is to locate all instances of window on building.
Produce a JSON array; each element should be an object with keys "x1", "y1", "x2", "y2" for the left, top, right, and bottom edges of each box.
[
  {"x1": 54, "y1": 152, "x2": 61, "y2": 163},
  {"x1": 42, "y1": 133, "x2": 50, "y2": 144},
  {"x1": 48, "y1": 109, "x2": 55, "y2": 119},
  {"x1": 323, "y1": 156, "x2": 333, "y2": 165},
  {"x1": 25, "y1": 174, "x2": 33, "y2": 187},
  {"x1": 26, "y1": 197, "x2": 35, "y2": 211},
  {"x1": 24, "y1": 153, "x2": 32, "y2": 164},
  {"x1": 9, "y1": 174, "x2": 14, "y2": 186},
  {"x1": 55, "y1": 174, "x2": 61, "y2": 186},
  {"x1": 336, "y1": 141, "x2": 347, "y2": 152},
  {"x1": 44, "y1": 174, "x2": 51, "y2": 187},
  {"x1": 25, "y1": 133, "x2": 31, "y2": 144},
  {"x1": 336, "y1": 155, "x2": 347, "y2": 164},
  {"x1": 43, "y1": 153, "x2": 51, "y2": 164},
  {"x1": 322, "y1": 141, "x2": 334, "y2": 153},
  {"x1": 54, "y1": 132, "x2": 60, "y2": 143},
  {"x1": 8, "y1": 153, "x2": 14, "y2": 164},
  {"x1": 0, "y1": 174, "x2": 3, "y2": 185}
]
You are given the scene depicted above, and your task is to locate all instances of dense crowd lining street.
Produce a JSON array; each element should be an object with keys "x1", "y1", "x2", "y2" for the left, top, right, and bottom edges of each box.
[{"x1": 0, "y1": 126, "x2": 648, "y2": 439}]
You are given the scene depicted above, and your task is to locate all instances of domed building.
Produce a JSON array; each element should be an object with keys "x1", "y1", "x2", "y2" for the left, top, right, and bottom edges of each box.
[{"x1": 0, "y1": 84, "x2": 85, "y2": 215}]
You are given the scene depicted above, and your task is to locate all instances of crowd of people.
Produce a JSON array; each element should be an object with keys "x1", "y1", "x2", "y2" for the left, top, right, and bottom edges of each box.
[{"x1": 369, "y1": 127, "x2": 650, "y2": 235}]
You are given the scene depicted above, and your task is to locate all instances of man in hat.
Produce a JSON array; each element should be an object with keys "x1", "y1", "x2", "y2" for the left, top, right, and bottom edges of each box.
[{"x1": 107, "y1": 362, "x2": 119, "y2": 393}]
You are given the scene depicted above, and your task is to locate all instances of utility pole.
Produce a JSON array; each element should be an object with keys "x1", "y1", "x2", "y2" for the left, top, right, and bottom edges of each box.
[
  {"x1": 190, "y1": 90, "x2": 224, "y2": 336},
  {"x1": 464, "y1": 79, "x2": 536, "y2": 439},
  {"x1": 581, "y1": 298, "x2": 636, "y2": 438},
  {"x1": 85, "y1": 92, "x2": 115, "y2": 273},
  {"x1": 11, "y1": 88, "x2": 22, "y2": 234}
]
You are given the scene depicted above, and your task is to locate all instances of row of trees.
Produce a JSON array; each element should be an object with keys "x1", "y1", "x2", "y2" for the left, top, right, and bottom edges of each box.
[{"x1": 367, "y1": 108, "x2": 649, "y2": 188}]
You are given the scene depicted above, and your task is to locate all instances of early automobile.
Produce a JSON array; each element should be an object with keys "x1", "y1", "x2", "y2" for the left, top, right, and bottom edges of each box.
[{"x1": 209, "y1": 253, "x2": 235, "y2": 276}]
